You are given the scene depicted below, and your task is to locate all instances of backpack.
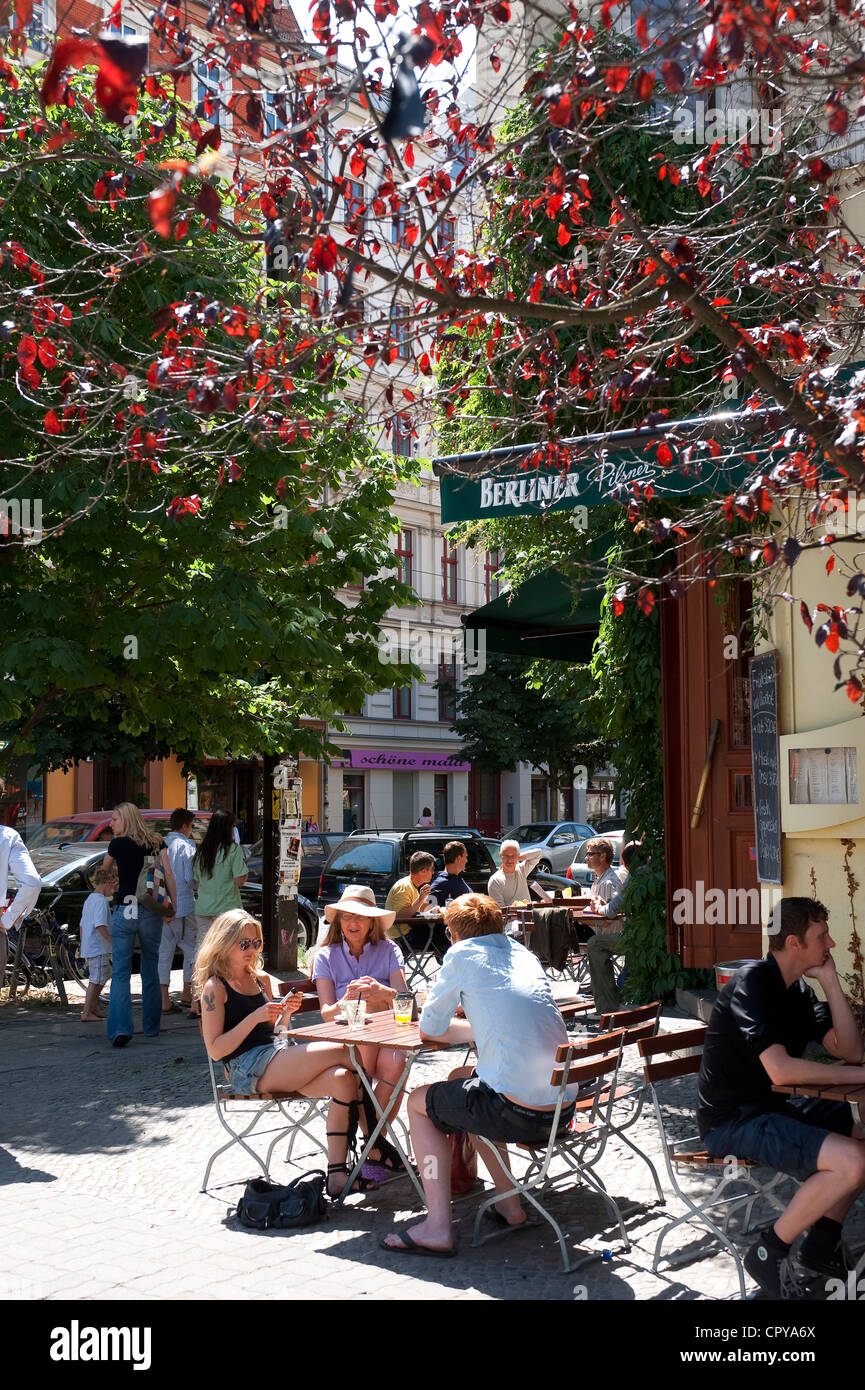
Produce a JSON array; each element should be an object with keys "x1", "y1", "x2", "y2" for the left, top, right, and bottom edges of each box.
[
  {"x1": 234, "y1": 1173, "x2": 328, "y2": 1231},
  {"x1": 135, "y1": 847, "x2": 174, "y2": 918}
]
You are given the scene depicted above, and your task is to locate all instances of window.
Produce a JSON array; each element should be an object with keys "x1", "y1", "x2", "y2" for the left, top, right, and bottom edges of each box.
[
  {"x1": 195, "y1": 57, "x2": 231, "y2": 125},
  {"x1": 341, "y1": 775, "x2": 366, "y2": 833},
  {"x1": 392, "y1": 414, "x2": 412, "y2": 458},
  {"x1": 438, "y1": 216, "x2": 456, "y2": 254},
  {"x1": 442, "y1": 537, "x2": 458, "y2": 602},
  {"x1": 434, "y1": 774, "x2": 449, "y2": 826},
  {"x1": 394, "y1": 529, "x2": 413, "y2": 587},
  {"x1": 343, "y1": 179, "x2": 365, "y2": 232},
  {"x1": 26, "y1": 0, "x2": 55, "y2": 50},
  {"x1": 391, "y1": 210, "x2": 407, "y2": 245},
  {"x1": 390, "y1": 304, "x2": 410, "y2": 361},
  {"x1": 484, "y1": 549, "x2": 501, "y2": 602},
  {"x1": 438, "y1": 656, "x2": 457, "y2": 722},
  {"x1": 264, "y1": 90, "x2": 286, "y2": 135},
  {"x1": 393, "y1": 685, "x2": 412, "y2": 720}
]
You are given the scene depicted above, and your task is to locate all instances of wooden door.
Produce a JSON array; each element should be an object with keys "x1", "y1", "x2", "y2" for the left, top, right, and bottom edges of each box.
[{"x1": 661, "y1": 578, "x2": 762, "y2": 968}]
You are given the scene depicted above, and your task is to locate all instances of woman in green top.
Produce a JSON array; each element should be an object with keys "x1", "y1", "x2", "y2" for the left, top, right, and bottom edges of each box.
[{"x1": 191, "y1": 810, "x2": 248, "y2": 1015}]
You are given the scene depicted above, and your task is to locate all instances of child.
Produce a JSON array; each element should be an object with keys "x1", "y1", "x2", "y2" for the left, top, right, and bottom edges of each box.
[{"x1": 80, "y1": 865, "x2": 116, "y2": 1022}]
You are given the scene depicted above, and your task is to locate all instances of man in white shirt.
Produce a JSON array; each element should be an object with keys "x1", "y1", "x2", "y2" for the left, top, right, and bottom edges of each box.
[
  {"x1": 486, "y1": 839, "x2": 544, "y2": 909},
  {"x1": 0, "y1": 816, "x2": 42, "y2": 981},
  {"x1": 380, "y1": 892, "x2": 577, "y2": 1257},
  {"x1": 585, "y1": 841, "x2": 633, "y2": 1014}
]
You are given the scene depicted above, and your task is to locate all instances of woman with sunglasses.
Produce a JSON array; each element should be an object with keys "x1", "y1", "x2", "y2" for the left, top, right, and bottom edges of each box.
[{"x1": 195, "y1": 909, "x2": 359, "y2": 1198}]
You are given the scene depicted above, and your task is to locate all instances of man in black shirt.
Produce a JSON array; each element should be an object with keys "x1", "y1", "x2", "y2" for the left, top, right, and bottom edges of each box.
[{"x1": 699, "y1": 897, "x2": 865, "y2": 1299}]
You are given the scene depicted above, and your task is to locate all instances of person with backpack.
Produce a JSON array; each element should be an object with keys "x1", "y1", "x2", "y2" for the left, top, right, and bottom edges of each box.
[
  {"x1": 101, "y1": 802, "x2": 177, "y2": 1049},
  {"x1": 190, "y1": 809, "x2": 247, "y2": 1017}
]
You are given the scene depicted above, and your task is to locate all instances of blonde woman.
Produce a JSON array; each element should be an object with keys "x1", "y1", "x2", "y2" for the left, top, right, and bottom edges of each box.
[
  {"x1": 313, "y1": 884, "x2": 409, "y2": 1183},
  {"x1": 196, "y1": 910, "x2": 360, "y2": 1198},
  {"x1": 102, "y1": 803, "x2": 177, "y2": 1049}
]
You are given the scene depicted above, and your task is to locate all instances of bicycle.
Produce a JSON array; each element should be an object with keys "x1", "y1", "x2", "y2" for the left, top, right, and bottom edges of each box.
[{"x1": 3, "y1": 892, "x2": 87, "y2": 1007}]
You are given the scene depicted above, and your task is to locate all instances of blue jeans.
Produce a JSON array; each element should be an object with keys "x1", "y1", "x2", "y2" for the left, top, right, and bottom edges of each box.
[{"x1": 107, "y1": 903, "x2": 164, "y2": 1042}]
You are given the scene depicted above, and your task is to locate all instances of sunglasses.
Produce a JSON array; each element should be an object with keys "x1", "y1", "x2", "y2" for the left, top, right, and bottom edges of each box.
[{"x1": 238, "y1": 937, "x2": 263, "y2": 952}]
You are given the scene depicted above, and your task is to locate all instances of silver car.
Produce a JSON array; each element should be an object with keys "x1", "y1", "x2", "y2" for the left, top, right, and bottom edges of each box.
[
  {"x1": 509, "y1": 821, "x2": 596, "y2": 874},
  {"x1": 568, "y1": 832, "x2": 625, "y2": 888}
]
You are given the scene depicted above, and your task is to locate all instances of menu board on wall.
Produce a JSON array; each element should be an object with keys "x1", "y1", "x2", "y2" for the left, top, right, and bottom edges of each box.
[{"x1": 750, "y1": 651, "x2": 782, "y2": 884}]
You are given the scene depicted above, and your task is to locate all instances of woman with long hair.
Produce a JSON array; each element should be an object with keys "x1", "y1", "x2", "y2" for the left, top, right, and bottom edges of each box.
[
  {"x1": 313, "y1": 884, "x2": 410, "y2": 1184},
  {"x1": 102, "y1": 802, "x2": 178, "y2": 1049},
  {"x1": 196, "y1": 909, "x2": 360, "y2": 1198},
  {"x1": 191, "y1": 809, "x2": 247, "y2": 1017}
]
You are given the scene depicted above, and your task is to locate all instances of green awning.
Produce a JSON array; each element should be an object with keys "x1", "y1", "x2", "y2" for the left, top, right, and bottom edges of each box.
[
  {"x1": 435, "y1": 410, "x2": 778, "y2": 524},
  {"x1": 465, "y1": 568, "x2": 601, "y2": 662}
]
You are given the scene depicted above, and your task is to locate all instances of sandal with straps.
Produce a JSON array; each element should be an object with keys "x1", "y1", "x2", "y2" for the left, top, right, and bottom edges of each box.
[{"x1": 325, "y1": 1097, "x2": 371, "y2": 1197}]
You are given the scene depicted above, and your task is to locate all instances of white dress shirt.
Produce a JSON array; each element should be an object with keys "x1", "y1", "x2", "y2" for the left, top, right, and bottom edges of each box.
[{"x1": 0, "y1": 825, "x2": 42, "y2": 929}]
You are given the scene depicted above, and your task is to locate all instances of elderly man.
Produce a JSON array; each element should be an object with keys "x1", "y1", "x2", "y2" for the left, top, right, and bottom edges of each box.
[
  {"x1": 698, "y1": 897, "x2": 865, "y2": 1299},
  {"x1": 380, "y1": 893, "x2": 578, "y2": 1257},
  {"x1": 0, "y1": 812, "x2": 42, "y2": 981},
  {"x1": 487, "y1": 839, "x2": 544, "y2": 909},
  {"x1": 584, "y1": 841, "x2": 635, "y2": 1014}
]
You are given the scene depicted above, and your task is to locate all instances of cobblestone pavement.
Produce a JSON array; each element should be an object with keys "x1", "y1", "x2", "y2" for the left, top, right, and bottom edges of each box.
[{"x1": 3, "y1": 973, "x2": 863, "y2": 1304}]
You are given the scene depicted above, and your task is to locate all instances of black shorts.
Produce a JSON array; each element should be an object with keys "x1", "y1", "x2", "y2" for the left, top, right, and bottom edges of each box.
[{"x1": 426, "y1": 1074, "x2": 575, "y2": 1145}]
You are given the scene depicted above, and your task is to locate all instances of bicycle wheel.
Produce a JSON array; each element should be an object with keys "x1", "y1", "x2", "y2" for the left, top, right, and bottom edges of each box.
[
  {"x1": 59, "y1": 941, "x2": 89, "y2": 990},
  {"x1": 49, "y1": 950, "x2": 68, "y2": 1007}
]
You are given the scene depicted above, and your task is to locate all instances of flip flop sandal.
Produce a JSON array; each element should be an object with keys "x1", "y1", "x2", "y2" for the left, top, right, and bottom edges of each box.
[
  {"x1": 477, "y1": 1210, "x2": 541, "y2": 1243},
  {"x1": 379, "y1": 1228, "x2": 458, "y2": 1259}
]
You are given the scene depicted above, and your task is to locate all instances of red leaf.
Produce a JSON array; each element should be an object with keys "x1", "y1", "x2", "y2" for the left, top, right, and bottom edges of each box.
[
  {"x1": 17, "y1": 335, "x2": 37, "y2": 367},
  {"x1": 42, "y1": 39, "x2": 102, "y2": 106},
  {"x1": 612, "y1": 583, "x2": 627, "y2": 616},
  {"x1": 311, "y1": 0, "x2": 331, "y2": 42},
  {"x1": 37, "y1": 339, "x2": 57, "y2": 369},
  {"x1": 633, "y1": 69, "x2": 655, "y2": 102},
  {"x1": 549, "y1": 92, "x2": 571, "y2": 127},
  {"x1": 661, "y1": 61, "x2": 685, "y2": 93},
  {"x1": 605, "y1": 66, "x2": 630, "y2": 93},
  {"x1": 195, "y1": 125, "x2": 221, "y2": 156},
  {"x1": 635, "y1": 12, "x2": 648, "y2": 47},
  {"x1": 148, "y1": 187, "x2": 175, "y2": 238},
  {"x1": 825, "y1": 623, "x2": 840, "y2": 654},
  {"x1": 656, "y1": 441, "x2": 672, "y2": 467},
  {"x1": 557, "y1": 222, "x2": 570, "y2": 246},
  {"x1": 637, "y1": 587, "x2": 655, "y2": 616},
  {"x1": 15, "y1": 0, "x2": 33, "y2": 27},
  {"x1": 847, "y1": 677, "x2": 863, "y2": 703},
  {"x1": 418, "y1": 352, "x2": 432, "y2": 375},
  {"x1": 44, "y1": 409, "x2": 62, "y2": 434},
  {"x1": 307, "y1": 235, "x2": 338, "y2": 272},
  {"x1": 808, "y1": 158, "x2": 833, "y2": 183},
  {"x1": 196, "y1": 183, "x2": 221, "y2": 225},
  {"x1": 826, "y1": 555, "x2": 836, "y2": 576},
  {"x1": 800, "y1": 601, "x2": 813, "y2": 632},
  {"x1": 404, "y1": 142, "x2": 415, "y2": 169}
]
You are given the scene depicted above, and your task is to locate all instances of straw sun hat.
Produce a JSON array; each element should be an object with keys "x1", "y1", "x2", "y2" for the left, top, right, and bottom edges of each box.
[{"x1": 324, "y1": 883, "x2": 396, "y2": 930}]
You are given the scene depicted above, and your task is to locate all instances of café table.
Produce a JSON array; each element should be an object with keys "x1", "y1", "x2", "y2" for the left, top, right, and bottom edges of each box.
[{"x1": 289, "y1": 1011, "x2": 449, "y2": 1205}]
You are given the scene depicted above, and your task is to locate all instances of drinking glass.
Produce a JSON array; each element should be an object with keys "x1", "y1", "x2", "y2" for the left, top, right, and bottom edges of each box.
[{"x1": 393, "y1": 992, "x2": 413, "y2": 1027}]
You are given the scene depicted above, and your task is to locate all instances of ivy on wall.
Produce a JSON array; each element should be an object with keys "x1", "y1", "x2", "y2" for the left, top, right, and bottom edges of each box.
[{"x1": 593, "y1": 519, "x2": 713, "y2": 1001}]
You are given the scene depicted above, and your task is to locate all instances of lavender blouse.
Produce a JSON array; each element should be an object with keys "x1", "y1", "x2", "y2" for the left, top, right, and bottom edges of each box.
[{"x1": 312, "y1": 938, "x2": 404, "y2": 1000}]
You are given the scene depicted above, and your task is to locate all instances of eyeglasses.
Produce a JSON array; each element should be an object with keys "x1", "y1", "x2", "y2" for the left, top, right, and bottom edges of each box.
[{"x1": 238, "y1": 938, "x2": 263, "y2": 952}]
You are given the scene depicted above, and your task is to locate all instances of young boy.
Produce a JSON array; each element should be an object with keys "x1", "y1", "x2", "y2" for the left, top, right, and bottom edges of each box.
[{"x1": 80, "y1": 865, "x2": 116, "y2": 1022}]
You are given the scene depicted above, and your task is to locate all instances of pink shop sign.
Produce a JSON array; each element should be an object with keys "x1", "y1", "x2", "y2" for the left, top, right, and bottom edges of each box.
[{"x1": 349, "y1": 749, "x2": 470, "y2": 772}]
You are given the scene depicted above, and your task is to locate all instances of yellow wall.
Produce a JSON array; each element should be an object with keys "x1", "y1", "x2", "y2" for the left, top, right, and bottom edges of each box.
[
  {"x1": 44, "y1": 768, "x2": 76, "y2": 819},
  {"x1": 160, "y1": 757, "x2": 189, "y2": 810},
  {"x1": 765, "y1": 535, "x2": 865, "y2": 1004}
]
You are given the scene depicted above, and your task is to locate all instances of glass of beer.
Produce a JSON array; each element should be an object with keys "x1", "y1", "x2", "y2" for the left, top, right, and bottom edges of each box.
[{"x1": 393, "y1": 992, "x2": 414, "y2": 1027}]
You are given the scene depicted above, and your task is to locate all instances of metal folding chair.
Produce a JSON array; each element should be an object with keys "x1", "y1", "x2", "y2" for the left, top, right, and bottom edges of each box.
[
  {"x1": 593, "y1": 1002, "x2": 665, "y2": 1204},
  {"x1": 638, "y1": 1026, "x2": 793, "y2": 1299},
  {"x1": 200, "y1": 978, "x2": 329, "y2": 1192},
  {"x1": 471, "y1": 1029, "x2": 634, "y2": 1272}
]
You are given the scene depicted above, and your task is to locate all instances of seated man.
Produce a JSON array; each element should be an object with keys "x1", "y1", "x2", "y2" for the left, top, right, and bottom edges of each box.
[
  {"x1": 487, "y1": 839, "x2": 544, "y2": 910},
  {"x1": 380, "y1": 893, "x2": 578, "y2": 1257},
  {"x1": 698, "y1": 897, "x2": 865, "y2": 1299},
  {"x1": 385, "y1": 851, "x2": 436, "y2": 951},
  {"x1": 584, "y1": 837, "x2": 621, "y2": 904},
  {"x1": 424, "y1": 840, "x2": 472, "y2": 960},
  {"x1": 584, "y1": 841, "x2": 635, "y2": 1015}
]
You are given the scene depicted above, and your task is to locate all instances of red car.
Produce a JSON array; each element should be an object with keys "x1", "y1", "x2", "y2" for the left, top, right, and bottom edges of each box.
[{"x1": 26, "y1": 810, "x2": 212, "y2": 851}]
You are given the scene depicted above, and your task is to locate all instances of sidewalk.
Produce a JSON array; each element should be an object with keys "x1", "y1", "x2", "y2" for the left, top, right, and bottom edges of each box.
[{"x1": 0, "y1": 975, "x2": 849, "y2": 1303}]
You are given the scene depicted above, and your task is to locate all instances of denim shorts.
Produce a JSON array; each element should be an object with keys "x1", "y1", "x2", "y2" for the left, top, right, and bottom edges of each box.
[
  {"x1": 704, "y1": 1098, "x2": 854, "y2": 1183},
  {"x1": 426, "y1": 1074, "x2": 575, "y2": 1145},
  {"x1": 227, "y1": 1044, "x2": 278, "y2": 1094}
]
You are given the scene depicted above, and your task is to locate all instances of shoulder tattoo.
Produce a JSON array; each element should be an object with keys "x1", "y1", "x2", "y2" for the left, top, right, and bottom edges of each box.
[{"x1": 203, "y1": 989, "x2": 216, "y2": 1012}]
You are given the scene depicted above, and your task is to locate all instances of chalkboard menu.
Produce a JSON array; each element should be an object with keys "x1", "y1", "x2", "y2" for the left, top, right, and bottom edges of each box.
[{"x1": 750, "y1": 651, "x2": 782, "y2": 884}]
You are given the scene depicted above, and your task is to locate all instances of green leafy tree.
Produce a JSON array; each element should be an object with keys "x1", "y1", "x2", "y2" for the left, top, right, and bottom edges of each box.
[
  {"x1": 0, "y1": 69, "x2": 416, "y2": 777},
  {"x1": 442, "y1": 654, "x2": 609, "y2": 813}
]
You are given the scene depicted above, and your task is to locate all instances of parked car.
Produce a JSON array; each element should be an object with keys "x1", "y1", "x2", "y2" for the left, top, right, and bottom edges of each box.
[
  {"x1": 595, "y1": 816, "x2": 627, "y2": 834},
  {"x1": 244, "y1": 830, "x2": 345, "y2": 901},
  {"x1": 567, "y1": 832, "x2": 625, "y2": 888},
  {"x1": 509, "y1": 821, "x2": 596, "y2": 874},
  {"x1": 319, "y1": 829, "x2": 497, "y2": 910},
  {"x1": 8, "y1": 845, "x2": 319, "y2": 950},
  {"x1": 25, "y1": 810, "x2": 212, "y2": 853}
]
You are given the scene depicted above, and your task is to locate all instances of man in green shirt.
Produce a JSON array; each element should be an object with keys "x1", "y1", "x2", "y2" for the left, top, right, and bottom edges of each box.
[{"x1": 385, "y1": 852, "x2": 436, "y2": 941}]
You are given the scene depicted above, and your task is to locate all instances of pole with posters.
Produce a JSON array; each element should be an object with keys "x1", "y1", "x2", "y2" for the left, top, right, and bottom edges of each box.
[{"x1": 274, "y1": 757, "x2": 302, "y2": 972}]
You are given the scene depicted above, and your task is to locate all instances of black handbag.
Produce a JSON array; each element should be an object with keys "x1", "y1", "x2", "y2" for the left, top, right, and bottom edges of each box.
[{"x1": 235, "y1": 1173, "x2": 327, "y2": 1231}]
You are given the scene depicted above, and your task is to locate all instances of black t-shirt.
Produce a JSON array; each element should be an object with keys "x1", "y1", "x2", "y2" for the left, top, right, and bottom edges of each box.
[
  {"x1": 430, "y1": 869, "x2": 471, "y2": 906},
  {"x1": 697, "y1": 953, "x2": 832, "y2": 1137},
  {"x1": 107, "y1": 836, "x2": 163, "y2": 905}
]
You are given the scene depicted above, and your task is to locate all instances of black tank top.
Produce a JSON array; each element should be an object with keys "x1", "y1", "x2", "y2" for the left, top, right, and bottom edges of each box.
[{"x1": 220, "y1": 977, "x2": 274, "y2": 1060}]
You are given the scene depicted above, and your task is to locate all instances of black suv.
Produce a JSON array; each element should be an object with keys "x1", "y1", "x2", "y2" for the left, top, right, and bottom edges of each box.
[{"x1": 319, "y1": 830, "x2": 497, "y2": 909}]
